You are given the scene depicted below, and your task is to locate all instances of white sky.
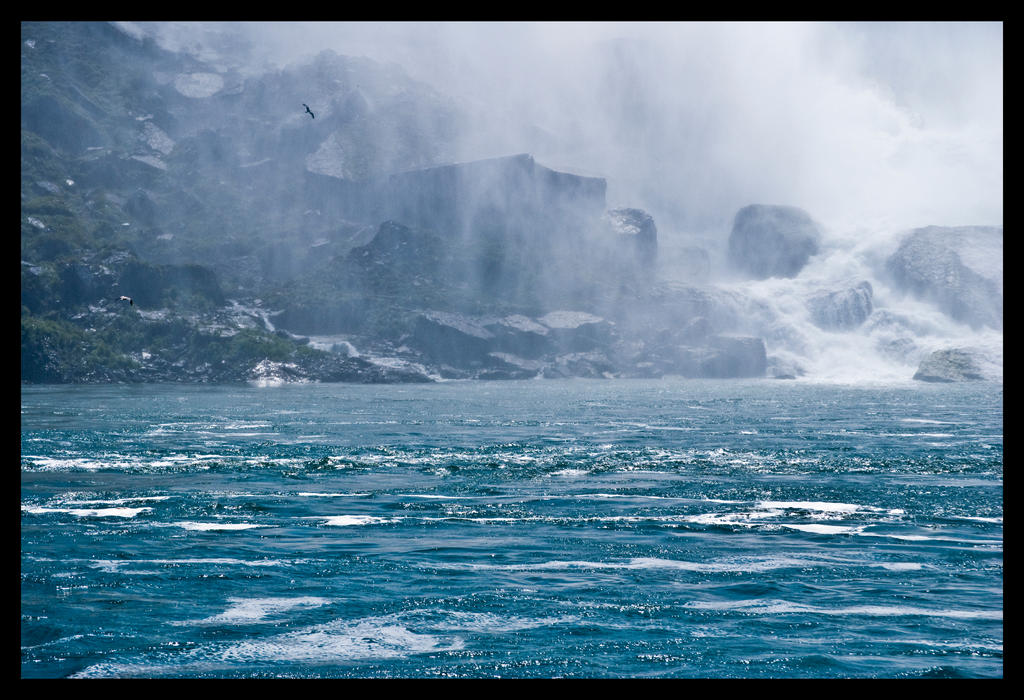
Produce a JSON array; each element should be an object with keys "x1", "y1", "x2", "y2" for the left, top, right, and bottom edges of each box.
[{"x1": 137, "y1": 21, "x2": 1004, "y2": 233}]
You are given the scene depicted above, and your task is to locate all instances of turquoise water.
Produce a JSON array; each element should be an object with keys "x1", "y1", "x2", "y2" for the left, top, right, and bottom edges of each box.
[{"x1": 21, "y1": 379, "x2": 1002, "y2": 678}]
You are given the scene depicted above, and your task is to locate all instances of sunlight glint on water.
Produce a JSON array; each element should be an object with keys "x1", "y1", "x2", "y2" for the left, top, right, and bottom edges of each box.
[{"x1": 21, "y1": 379, "x2": 1002, "y2": 678}]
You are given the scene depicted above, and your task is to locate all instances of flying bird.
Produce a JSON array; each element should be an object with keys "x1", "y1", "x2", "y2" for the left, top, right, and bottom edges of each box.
[
  {"x1": 119, "y1": 295, "x2": 133, "y2": 306},
  {"x1": 303, "y1": 103, "x2": 315, "y2": 119}
]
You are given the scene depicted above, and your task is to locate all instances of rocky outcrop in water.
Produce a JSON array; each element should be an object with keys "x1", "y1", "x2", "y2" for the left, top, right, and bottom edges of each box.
[
  {"x1": 538, "y1": 311, "x2": 615, "y2": 353},
  {"x1": 483, "y1": 315, "x2": 552, "y2": 358},
  {"x1": 912, "y1": 348, "x2": 986, "y2": 383},
  {"x1": 388, "y1": 305, "x2": 771, "y2": 380},
  {"x1": 687, "y1": 336, "x2": 767, "y2": 378},
  {"x1": 408, "y1": 311, "x2": 498, "y2": 369}
]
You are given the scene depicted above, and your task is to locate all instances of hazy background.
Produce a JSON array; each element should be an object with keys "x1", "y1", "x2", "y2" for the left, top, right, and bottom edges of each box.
[
  {"x1": 112, "y1": 21, "x2": 1002, "y2": 383},
  {"x1": 129, "y1": 21, "x2": 1003, "y2": 237}
]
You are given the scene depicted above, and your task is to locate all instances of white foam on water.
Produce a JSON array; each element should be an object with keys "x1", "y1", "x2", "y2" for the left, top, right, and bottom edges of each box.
[
  {"x1": 22, "y1": 633, "x2": 90, "y2": 651},
  {"x1": 22, "y1": 505, "x2": 151, "y2": 518},
  {"x1": 548, "y1": 468, "x2": 591, "y2": 477},
  {"x1": 177, "y1": 596, "x2": 331, "y2": 626},
  {"x1": 69, "y1": 661, "x2": 200, "y2": 679},
  {"x1": 857, "y1": 531, "x2": 1003, "y2": 545},
  {"x1": 781, "y1": 523, "x2": 868, "y2": 535},
  {"x1": 396, "y1": 493, "x2": 479, "y2": 500},
  {"x1": 683, "y1": 509, "x2": 785, "y2": 527},
  {"x1": 70, "y1": 608, "x2": 571, "y2": 675},
  {"x1": 444, "y1": 554, "x2": 848, "y2": 574},
  {"x1": 625, "y1": 556, "x2": 815, "y2": 572},
  {"x1": 889, "y1": 638, "x2": 1003, "y2": 653},
  {"x1": 310, "y1": 515, "x2": 398, "y2": 527},
  {"x1": 416, "y1": 516, "x2": 527, "y2": 524},
  {"x1": 211, "y1": 491, "x2": 282, "y2": 499},
  {"x1": 296, "y1": 492, "x2": 372, "y2": 498},
  {"x1": 892, "y1": 432, "x2": 955, "y2": 438},
  {"x1": 166, "y1": 521, "x2": 269, "y2": 531},
  {"x1": 60, "y1": 496, "x2": 172, "y2": 506},
  {"x1": 567, "y1": 493, "x2": 710, "y2": 503},
  {"x1": 876, "y1": 562, "x2": 924, "y2": 571},
  {"x1": 949, "y1": 515, "x2": 1002, "y2": 524},
  {"x1": 674, "y1": 500, "x2": 913, "y2": 532},
  {"x1": 23, "y1": 452, "x2": 279, "y2": 473},
  {"x1": 399, "y1": 609, "x2": 578, "y2": 633},
  {"x1": 757, "y1": 500, "x2": 862, "y2": 513},
  {"x1": 88, "y1": 558, "x2": 292, "y2": 573},
  {"x1": 683, "y1": 598, "x2": 1002, "y2": 620},
  {"x1": 23, "y1": 456, "x2": 125, "y2": 471},
  {"x1": 212, "y1": 617, "x2": 464, "y2": 664}
]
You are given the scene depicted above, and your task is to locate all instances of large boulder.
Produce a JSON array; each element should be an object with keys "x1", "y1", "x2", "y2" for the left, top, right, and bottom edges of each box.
[
  {"x1": 807, "y1": 281, "x2": 874, "y2": 330},
  {"x1": 542, "y1": 351, "x2": 617, "y2": 379},
  {"x1": 618, "y1": 284, "x2": 737, "y2": 340},
  {"x1": 407, "y1": 311, "x2": 495, "y2": 368},
  {"x1": 633, "y1": 334, "x2": 767, "y2": 378},
  {"x1": 338, "y1": 153, "x2": 607, "y2": 241},
  {"x1": 483, "y1": 314, "x2": 552, "y2": 358},
  {"x1": 727, "y1": 204, "x2": 821, "y2": 279},
  {"x1": 697, "y1": 335, "x2": 767, "y2": 378},
  {"x1": 885, "y1": 226, "x2": 1002, "y2": 330},
  {"x1": 913, "y1": 348, "x2": 986, "y2": 383},
  {"x1": 481, "y1": 352, "x2": 544, "y2": 380},
  {"x1": 538, "y1": 310, "x2": 616, "y2": 352},
  {"x1": 602, "y1": 208, "x2": 657, "y2": 268}
]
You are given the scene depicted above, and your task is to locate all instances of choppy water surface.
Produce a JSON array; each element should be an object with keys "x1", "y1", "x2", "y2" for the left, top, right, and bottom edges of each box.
[{"x1": 21, "y1": 379, "x2": 1002, "y2": 678}]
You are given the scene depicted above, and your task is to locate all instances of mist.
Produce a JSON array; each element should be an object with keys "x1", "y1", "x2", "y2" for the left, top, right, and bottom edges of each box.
[
  {"x1": 135, "y1": 21, "x2": 1002, "y2": 234},
  {"x1": 204, "y1": 20, "x2": 1000, "y2": 383},
  {"x1": 25, "y1": 21, "x2": 1002, "y2": 384}
]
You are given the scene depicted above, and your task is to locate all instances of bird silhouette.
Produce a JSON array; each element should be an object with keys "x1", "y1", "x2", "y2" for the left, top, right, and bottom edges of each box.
[
  {"x1": 119, "y1": 295, "x2": 133, "y2": 306},
  {"x1": 303, "y1": 103, "x2": 315, "y2": 119}
]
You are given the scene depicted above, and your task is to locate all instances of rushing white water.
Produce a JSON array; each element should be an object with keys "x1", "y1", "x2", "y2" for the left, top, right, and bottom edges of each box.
[{"x1": 661, "y1": 214, "x2": 1003, "y2": 384}]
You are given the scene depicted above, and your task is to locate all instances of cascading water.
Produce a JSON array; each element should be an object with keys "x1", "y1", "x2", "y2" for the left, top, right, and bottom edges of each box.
[{"x1": 681, "y1": 215, "x2": 1003, "y2": 384}]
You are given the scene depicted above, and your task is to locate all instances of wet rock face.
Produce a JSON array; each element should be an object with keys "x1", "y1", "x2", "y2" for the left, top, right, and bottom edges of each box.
[
  {"x1": 483, "y1": 315, "x2": 551, "y2": 359},
  {"x1": 727, "y1": 204, "x2": 821, "y2": 279},
  {"x1": 807, "y1": 281, "x2": 874, "y2": 331},
  {"x1": 630, "y1": 332, "x2": 767, "y2": 379},
  {"x1": 697, "y1": 335, "x2": 768, "y2": 378},
  {"x1": 885, "y1": 226, "x2": 1002, "y2": 330},
  {"x1": 405, "y1": 309, "x2": 618, "y2": 373},
  {"x1": 913, "y1": 348, "x2": 986, "y2": 383},
  {"x1": 538, "y1": 311, "x2": 615, "y2": 353},
  {"x1": 407, "y1": 311, "x2": 497, "y2": 368},
  {"x1": 21, "y1": 95, "x2": 105, "y2": 155},
  {"x1": 347, "y1": 154, "x2": 607, "y2": 241},
  {"x1": 603, "y1": 208, "x2": 657, "y2": 268}
]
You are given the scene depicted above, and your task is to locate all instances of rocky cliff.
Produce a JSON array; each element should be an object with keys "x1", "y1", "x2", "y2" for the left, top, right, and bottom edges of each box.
[{"x1": 26, "y1": 22, "x2": 759, "y2": 384}]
